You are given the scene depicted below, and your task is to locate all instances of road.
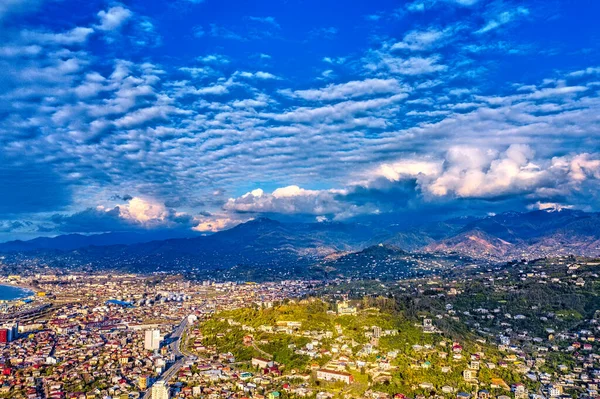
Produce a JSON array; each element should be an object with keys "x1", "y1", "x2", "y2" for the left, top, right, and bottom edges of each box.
[
  {"x1": 251, "y1": 341, "x2": 273, "y2": 360},
  {"x1": 169, "y1": 317, "x2": 188, "y2": 357},
  {"x1": 143, "y1": 317, "x2": 190, "y2": 399}
]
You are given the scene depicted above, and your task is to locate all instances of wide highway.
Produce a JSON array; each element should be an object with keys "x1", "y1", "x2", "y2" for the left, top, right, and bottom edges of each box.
[{"x1": 142, "y1": 317, "x2": 190, "y2": 398}]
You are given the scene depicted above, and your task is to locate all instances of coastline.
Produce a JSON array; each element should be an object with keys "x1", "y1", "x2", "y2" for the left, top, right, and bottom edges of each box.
[{"x1": 0, "y1": 284, "x2": 34, "y2": 301}]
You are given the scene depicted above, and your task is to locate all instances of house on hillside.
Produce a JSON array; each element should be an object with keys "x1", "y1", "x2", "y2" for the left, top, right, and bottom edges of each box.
[
  {"x1": 463, "y1": 369, "x2": 477, "y2": 381},
  {"x1": 252, "y1": 358, "x2": 274, "y2": 369},
  {"x1": 316, "y1": 369, "x2": 354, "y2": 384}
]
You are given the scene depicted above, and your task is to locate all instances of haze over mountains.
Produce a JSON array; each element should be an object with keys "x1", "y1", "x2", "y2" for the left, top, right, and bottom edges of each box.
[
  {"x1": 1, "y1": 209, "x2": 599, "y2": 272},
  {"x1": 0, "y1": 230, "x2": 199, "y2": 253}
]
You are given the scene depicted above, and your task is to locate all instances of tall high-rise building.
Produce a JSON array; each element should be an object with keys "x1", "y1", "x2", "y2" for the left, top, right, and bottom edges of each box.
[
  {"x1": 0, "y1": 322, "x2": 19, "y2": 343},
  {"x1": 145, "y1": 329, "x2": 162, "y2": 351},
  {"x1": 151, "y1": 380, "x2": 170, "y2": 399},
  {"x1": 9, "y1": 322, "x2": 18, "y2": 341},
  {"x1": 0, "y1": 329, "x2": 8, "y2": 343}
]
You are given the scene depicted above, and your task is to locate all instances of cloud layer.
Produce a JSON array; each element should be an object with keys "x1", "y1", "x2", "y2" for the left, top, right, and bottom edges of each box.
[{"x1": 0, "y1": 0, "x2": 599, "y2": 239}]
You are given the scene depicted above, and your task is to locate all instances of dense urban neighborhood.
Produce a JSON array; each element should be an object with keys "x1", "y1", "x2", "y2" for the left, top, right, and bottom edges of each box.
[
  {"x1": 1, "y1": 0, "x2": 600, "y2": 396},
  {"x1": 0, "y1": 255, "x2": 599, "y2": 399}
]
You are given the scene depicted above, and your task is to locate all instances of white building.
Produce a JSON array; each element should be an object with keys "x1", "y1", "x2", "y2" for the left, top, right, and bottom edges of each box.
[
  {"x1": 548, "y1": 384, "x2": 562, "y2": 397},
  {"x1": 251, "y1": 357, "x2": 274, "y2": 369},
  {"x1": 145, "y1": 329, "x2": 162, "y2": 351},
  {"x1": 316, "y1": 369, "x2": 354, "y2": 384},
  {"x1": 151, "y1": 380, "x2": 170, "y2": 399},
  {"x1": 372, "y1": 326, "x2": 382, "y2": 338},
  {"x1": 337, "y1": 301, "x2": 357, "y2": 315}
]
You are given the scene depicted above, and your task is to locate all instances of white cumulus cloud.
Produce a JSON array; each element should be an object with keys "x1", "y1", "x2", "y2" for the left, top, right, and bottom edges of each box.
[{"x1": 96, "y1": 6, "x2": 132, "y2": 31}]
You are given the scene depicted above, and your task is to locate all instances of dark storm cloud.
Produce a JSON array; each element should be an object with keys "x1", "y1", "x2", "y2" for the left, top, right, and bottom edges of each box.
[
  {"x1": 50, "y1": 203, "x2": 198, "y2": 234},
  {"x1": 50, "y1": 207, "x2": 129, "y2": 233}
]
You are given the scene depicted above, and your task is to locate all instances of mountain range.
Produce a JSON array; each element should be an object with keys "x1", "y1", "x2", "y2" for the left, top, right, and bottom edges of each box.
[
  {"x1": 0, "y1": 230, "x2": 197, "y2": 252},
  {"x1": 1, "y1": 209, "x2": 599, "y2": 274}
]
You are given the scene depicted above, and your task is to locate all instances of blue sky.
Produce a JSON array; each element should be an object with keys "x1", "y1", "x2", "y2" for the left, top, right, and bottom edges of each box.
[{"x1": 1, "y1": 0, "x2": 599, "y2": 240}]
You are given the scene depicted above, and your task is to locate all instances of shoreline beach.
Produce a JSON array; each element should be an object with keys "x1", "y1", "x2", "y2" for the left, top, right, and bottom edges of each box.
[{"x1": 0, "y1": 284, "x2": 34, "y2": 302}]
